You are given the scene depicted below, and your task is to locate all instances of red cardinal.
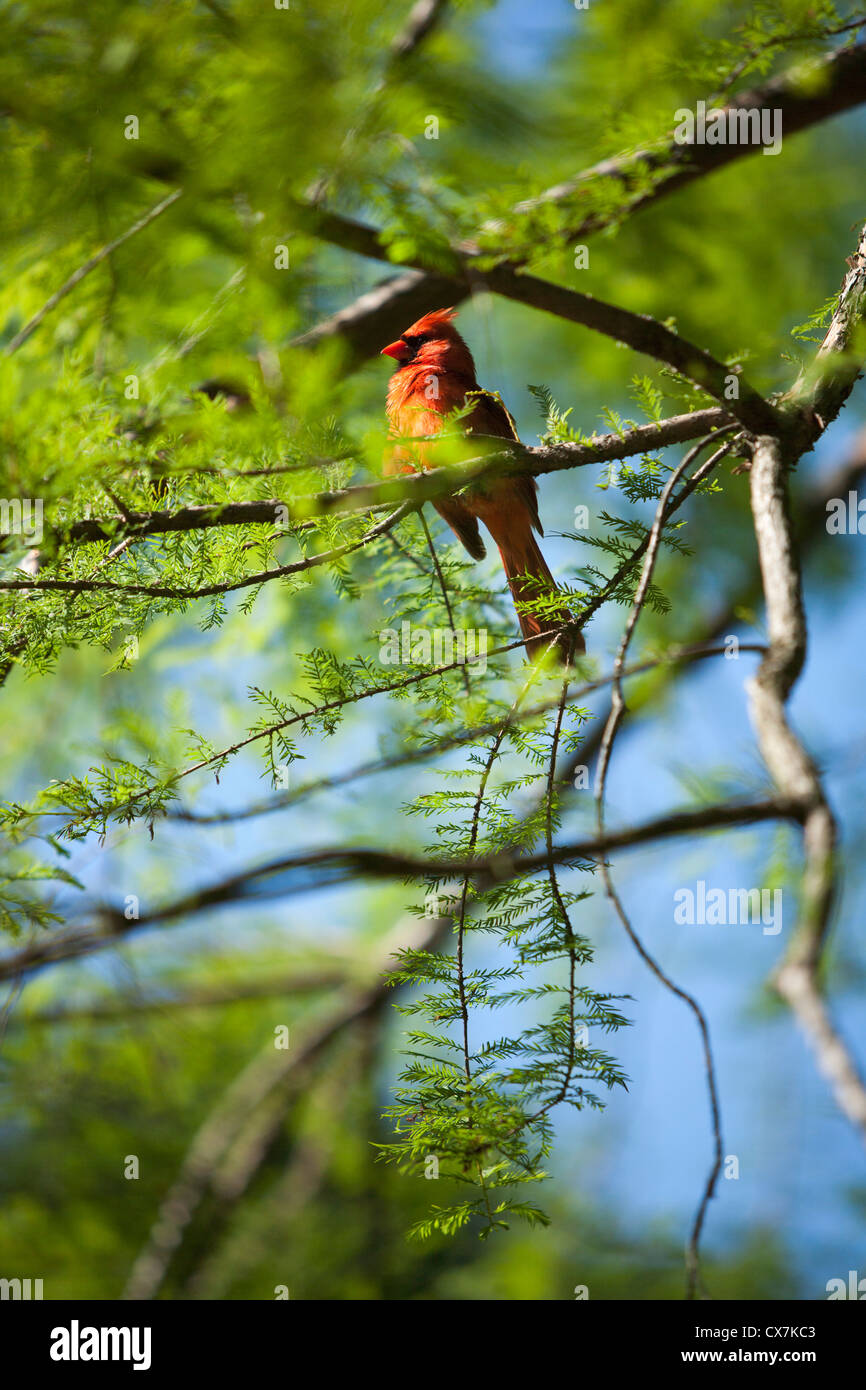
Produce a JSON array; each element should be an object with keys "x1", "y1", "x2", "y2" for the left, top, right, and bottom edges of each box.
[{"x1": 381, "y1": 308, "x2": 582, "y2": 663}]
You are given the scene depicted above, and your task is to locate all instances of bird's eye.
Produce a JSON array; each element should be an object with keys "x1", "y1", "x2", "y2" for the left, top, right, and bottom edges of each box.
[{"x1": 403, "y1": 334, "x2": 422, "y2": 351}]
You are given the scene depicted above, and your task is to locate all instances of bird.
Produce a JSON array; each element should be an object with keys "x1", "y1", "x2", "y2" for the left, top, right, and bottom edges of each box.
[{"x1": 381, "y1": 308, "x2": 582, "y2": 663}]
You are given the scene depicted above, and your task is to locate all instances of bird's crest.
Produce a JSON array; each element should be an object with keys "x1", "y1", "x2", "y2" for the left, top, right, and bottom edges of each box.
[{"x1": 403, "y1": 307, "x2": 459, "y2": 338}]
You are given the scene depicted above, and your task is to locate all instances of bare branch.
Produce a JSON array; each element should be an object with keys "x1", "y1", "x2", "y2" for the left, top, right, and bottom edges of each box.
[
  {"x1": 481, "y1": 267, "x2": 778, "y2": 432},
  {"x1": 746, "y1": 222, "x2": 866, "y2": 1143},
  {"x1": 6, "y1": 967, "x2": 349, "y2": 1029},
  {"x1": 748, "y1": 436, "x2": 865, "y2": 1139},
  {"x1": 389, "y1": 0, "x2": 449, "y2": 62}
]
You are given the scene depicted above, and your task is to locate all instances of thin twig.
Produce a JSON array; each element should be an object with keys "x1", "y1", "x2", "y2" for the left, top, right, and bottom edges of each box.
[
  {"x1": 594, "y1": 433, "x2": 735, "y2": 1300},
  {"x1": 5, "y1": 190, "x2": 182, "y2": 355},
  {"x1": 419, "y1": 508, "x2": 470, "y2": 693},
  {"x1": 0, "y1": 502, "x2": 416, "y2": 600},
  {"x1": 0, "y1": 795, "x2": 803, "y2": 988},
  {"x1": 165, "y1": 641, "x2": 765, "y2": 826}
]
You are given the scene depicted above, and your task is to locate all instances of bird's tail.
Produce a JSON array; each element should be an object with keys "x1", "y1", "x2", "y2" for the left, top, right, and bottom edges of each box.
[{"x1": 496, "y1": 530, "x2": 583, "y2": 665}]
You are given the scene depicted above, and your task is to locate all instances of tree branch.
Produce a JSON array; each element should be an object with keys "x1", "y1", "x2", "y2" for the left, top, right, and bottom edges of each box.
[
  {"x1": 388, "y1": 0, "x2": 449, "y2": 63},
  {"x1": 0, "y1": 502, "x2": 414, "y2": 599},
  {"x1": 495, "y1": 42, "x2": 866, "y2": 248},
  {"x1": 747, "y1": 435, "x2": 865, "y2": 1138},
  {"x1": 0, "y1": 794, "x2": 804, "y2": 988},
  {"x1": 11, "y1": 407, "x2": 733, "y2": 553},
  {"x1": 291, "y1": 210, "x2": 780, "y2": 430},
  {"x1": 167, "y1": 642, "x2": 767, "y2": 826},
  {"x1": 293, "y1": 44, "x2": 866, "y2": 362},
  {"x1": 745, "y1": 222, "x2": 866, "y2": 1142}
]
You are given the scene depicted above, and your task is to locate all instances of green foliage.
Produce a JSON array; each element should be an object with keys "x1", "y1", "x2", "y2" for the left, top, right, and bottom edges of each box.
[{"x1": 0, "y1": 0, "x2": 862, "y2": 1291}]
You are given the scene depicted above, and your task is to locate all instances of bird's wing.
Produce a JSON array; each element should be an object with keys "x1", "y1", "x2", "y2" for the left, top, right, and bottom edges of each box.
[
  {"x1": 433, "y1": 497, "x2": 486, "y2": 561},
  {"x1": 464, "y1": 389, "x2": 520, "y2": 440},
  {"x1": 463, "y1": 390, "x2": 543, "y2": 536},
  {"x1": 383, "y1": 376, "x2": 487, "y2": 558}
]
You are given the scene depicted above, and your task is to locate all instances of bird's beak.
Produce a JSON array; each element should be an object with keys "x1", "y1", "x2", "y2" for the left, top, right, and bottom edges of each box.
[{"x1": 381, "y1": 339, "x2": 409, "y2": 361}]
